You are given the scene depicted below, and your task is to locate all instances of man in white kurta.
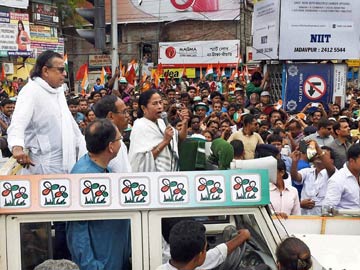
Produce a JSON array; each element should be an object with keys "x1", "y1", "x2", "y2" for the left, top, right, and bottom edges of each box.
[{"x1": 7, "y1": 50, "x2": 85, "y2": 174}]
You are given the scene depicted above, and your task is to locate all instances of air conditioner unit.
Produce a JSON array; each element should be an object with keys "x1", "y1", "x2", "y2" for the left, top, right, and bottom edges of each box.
[{"x1": 3, "y1": 63, "x2": 14, "y2": 74}]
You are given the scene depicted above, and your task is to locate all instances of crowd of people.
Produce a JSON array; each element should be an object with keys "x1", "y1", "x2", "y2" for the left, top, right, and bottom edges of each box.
[{"x1": 0, "y1": 50, "x2": 359, "y2": 269}]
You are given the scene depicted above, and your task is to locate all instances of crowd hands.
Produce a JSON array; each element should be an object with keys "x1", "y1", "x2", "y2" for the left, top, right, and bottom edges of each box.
[
  {"x1": 2, "y1": 66, "x2": 360, "y2": 216},
  {"x1": 2, "y1": 51, "x2": 323, "y2": 270},
  {"x1": 65, "y1": 69, "x2": 359, "y2": 218}
]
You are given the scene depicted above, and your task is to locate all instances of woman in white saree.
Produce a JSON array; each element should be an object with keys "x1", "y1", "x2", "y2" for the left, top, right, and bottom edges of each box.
[{"x1": 129, "y1": 89, "x2": 189, "y2": 172}]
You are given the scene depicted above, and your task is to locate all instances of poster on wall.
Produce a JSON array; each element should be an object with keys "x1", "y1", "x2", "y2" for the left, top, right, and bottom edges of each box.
[
  {"x1": 279, "y1": 0, "x2": 360, "y2": 60},
  {"x1": 159, "y1": 40, "x2": 240, "y2": 67},
  {"x1": 30, "y1": 25, "x2": 64, "y2": 57},
  {"x1": 252, "y1": 0, "x2": 280, "y2": 60},
  {"x1": 0, "y1": 12, "x2": 32, "y2": 57},
  {"x1": 115, "y1": 0, "x2": 241, "y2": 23},
  {"x1": 283, "y1": 64, "x2": 334, "y2": 112}
]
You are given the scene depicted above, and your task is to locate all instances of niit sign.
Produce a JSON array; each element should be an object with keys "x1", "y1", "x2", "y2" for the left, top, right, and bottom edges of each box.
[{"x1": 310, "y1": 34, "x2": 331, "y2": 43}]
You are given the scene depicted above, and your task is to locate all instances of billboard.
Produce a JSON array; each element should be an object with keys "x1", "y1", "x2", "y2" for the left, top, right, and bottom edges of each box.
[
  {"x1": 279, "y1": 0, "x2": 360, "y2": 60},
  {"x1": 116, "y1": 0, "x2": 241, "y2": 23},
  {"x1": 0, "y1": 12, "x2": 31, "y2": 57},
  {"x1": 252, "y1": 0, "x2": 280, "y2": 60},
  {"x1": 159, "y1": 40, "x2": 240, "y2": 67}
]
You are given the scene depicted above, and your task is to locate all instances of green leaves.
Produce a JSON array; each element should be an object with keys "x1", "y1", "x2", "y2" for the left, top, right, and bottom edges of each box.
[
  {"x1": 11, "y1": 185, "x2": 19, "y2": 191},
  {"x1": 130, "y1": 183, "x2": 139, "y2": 188}
]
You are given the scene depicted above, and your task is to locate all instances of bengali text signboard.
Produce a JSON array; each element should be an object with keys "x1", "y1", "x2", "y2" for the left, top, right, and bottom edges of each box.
[{"x1": 159, "y1": 40, "x2": 240, "y2": 67}]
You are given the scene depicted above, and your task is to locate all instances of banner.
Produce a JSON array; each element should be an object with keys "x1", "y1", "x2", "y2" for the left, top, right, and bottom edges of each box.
[
  {"x1": 279, "y1": 0, "x2": 360, "y2": 60},
  {"x1": 0, "y1": 12, "x2": 31, "y2": 57},
  {"x1": 29, "y1": 25, "x2": 64, "y2": 57},
  {"x1": 283, "y1": 64, "x2": 334, "y2": 112},
  {"x1": 2, "y1": 0, "x2": 29, "y2": 9},
  {"x1": 159, "y1": 40, "x2": 240, "y2": 67},
  {"x1": 333, "y1": 64, "x2": 347, "y2": 108},
  {"x1": 159, "y1": 68, "x2": 196, "y2": 78},
  {"x1": 252, "y1": 0, "x2": 280, "y2": 60},
  {"x1": 117, "y1": 0, "x2": 241, "y2": 23}
]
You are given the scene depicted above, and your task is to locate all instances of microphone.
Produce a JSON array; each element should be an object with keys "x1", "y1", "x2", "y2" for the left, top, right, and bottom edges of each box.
[{"x1": 161, "y1": 111, "x2": 169, "y2": 126}]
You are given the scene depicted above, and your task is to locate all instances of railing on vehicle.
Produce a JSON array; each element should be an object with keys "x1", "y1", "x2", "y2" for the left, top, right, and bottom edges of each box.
[{"x1": 0, "y1": 169, "x2": 275, "y2": 270}]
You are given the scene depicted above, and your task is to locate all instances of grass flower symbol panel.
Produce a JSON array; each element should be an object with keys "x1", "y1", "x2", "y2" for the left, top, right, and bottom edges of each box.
[
  {"x1": 40, "y1": 179, "x2": 70, "y2": 207},
  {"x1": 120, "y1": 177, "x2": 150, "y2": 205},
  {"x1": 159, "y1": 176, "x2": 189, "y2": 204},
  {"x1": 0, "y1": 180, "x2": 30, "y2": 208},
  {"x1": 80, "y1": 178, "x2": 111, "y2": 206}
]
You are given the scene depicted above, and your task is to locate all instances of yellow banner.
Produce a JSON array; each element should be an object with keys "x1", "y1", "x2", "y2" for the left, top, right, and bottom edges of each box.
[
  {"x1": 160, "y1": 68, "x2": 196, "y2": 79},
  {"x1": 346, "y1": 60, "x2": 360, "y2": 67}
]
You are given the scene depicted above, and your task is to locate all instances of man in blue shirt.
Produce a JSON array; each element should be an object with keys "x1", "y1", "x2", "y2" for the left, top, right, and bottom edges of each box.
[{"x1": 66, "y1": 119, "x2": 131, "y2": 270}]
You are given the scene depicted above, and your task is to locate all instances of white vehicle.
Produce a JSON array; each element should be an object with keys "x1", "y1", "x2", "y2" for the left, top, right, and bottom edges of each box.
[{"x1": 0, "y1": 161, "x2": 356, "y2": 270}]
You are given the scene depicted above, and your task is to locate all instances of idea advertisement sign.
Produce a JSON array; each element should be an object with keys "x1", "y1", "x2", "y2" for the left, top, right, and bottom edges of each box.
[
  {"x1": 283, "y1": 64, "x2": 334, "y2": 112},
  {"x1": 159, "y1": 40, "x2": 240, "y2": 67}
]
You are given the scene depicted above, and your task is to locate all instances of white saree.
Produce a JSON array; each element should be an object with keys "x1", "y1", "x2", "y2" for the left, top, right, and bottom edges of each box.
[{"x1": 129, "y1": 117, "x2": 179, "y2": 172}]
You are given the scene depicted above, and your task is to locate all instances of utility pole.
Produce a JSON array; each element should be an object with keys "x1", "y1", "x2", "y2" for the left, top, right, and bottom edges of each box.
[{"x1": 111, "y1": 0, "x2": 118, "y2": 90}]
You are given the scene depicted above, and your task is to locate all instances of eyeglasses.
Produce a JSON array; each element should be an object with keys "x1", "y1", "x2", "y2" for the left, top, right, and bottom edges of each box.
[
  {"x1": 112, "y1": 135, "x2": 123, "y2": 142},
  {"x1": 47, "y1": 66, "x2": 66, "y2": 73},
  {"x1": 113, "y1": 110, "x2": 129, "y2": 115}
]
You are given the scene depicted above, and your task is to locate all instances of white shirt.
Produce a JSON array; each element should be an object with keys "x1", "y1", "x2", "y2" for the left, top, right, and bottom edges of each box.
[
  {"x1": 7, "y1": 78, "x2": 85, "y2": 174},
  {"x1": 323, "y1": 163, "x2": 360, "y2": 210},
  {"x1": 270, "y1": 182, "x2": 301, "y2": 215},
  {"x1": 157, "y1": 243, "x2": 227, "y2": 270},
  {"x1": 298, "y1": 167, "x2": 332, "y2": 215},
  {"x1": 108, "y1": 140, "x2": 132, "y2": 173}
]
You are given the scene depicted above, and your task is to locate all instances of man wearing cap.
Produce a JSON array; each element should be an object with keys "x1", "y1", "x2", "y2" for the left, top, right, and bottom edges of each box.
[
  {"x1": 194, "y1": 102, "x2": 209, "y2": 131},
  {"x1": 246, "y1": 71, "x2": 269, "y2": 99}
]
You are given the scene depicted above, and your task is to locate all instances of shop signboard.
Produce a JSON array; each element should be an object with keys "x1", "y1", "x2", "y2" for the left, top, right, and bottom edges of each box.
[
  {"x1": 32, "y1": 3, "x2": 59, "y2": 27},
  {"x1": 89, "y1": 55, "x2": 112, "y2": 68},
  {"x1": 159, "y1": 40, "x2": 240, "y2": 67}
]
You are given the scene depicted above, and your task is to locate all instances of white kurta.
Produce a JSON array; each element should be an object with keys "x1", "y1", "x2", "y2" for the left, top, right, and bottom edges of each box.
[
  {"x1": 108, "y1": 140, "x2": 132, "y2": 173},
  {"x1": 7, "y1": 77, "x2": 86, "y2": 174}
]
